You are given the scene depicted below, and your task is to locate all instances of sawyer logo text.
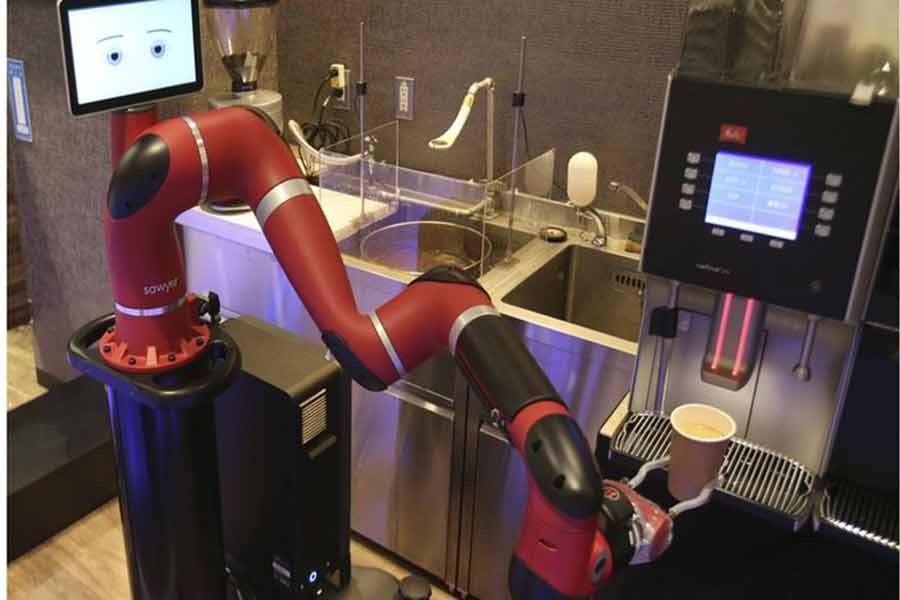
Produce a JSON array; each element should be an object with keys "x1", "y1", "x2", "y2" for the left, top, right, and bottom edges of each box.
[{"x1": 144, "y1": 277, "x2": 179, "y2": 296}]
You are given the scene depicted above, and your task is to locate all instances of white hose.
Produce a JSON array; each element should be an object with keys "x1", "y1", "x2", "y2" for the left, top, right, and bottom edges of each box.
[
  {"x1": 428, "y1": 78, "x2": 493, "y2": 151},
  {"x1": 287, "y1": 119, "x2": 364, "y2": 168}
]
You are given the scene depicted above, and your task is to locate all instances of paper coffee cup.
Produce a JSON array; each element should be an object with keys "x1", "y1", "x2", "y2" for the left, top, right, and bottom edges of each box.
[{"x1": 668, "y1": 403, "x2": 736, "y2": 501}]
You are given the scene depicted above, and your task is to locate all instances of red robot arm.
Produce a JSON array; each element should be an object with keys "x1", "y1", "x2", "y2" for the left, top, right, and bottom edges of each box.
[{"x1": 103, "y1": 107, "x2": 653, "y2": 599}]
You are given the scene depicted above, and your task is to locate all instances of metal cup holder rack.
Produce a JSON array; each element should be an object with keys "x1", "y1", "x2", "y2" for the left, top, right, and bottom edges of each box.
[
  {"x1": 815, "y1": 478, "x2": 899, "y2": 553},
  {"x1": 610, "y1": 411, "x2": 817, "y2": 529}
]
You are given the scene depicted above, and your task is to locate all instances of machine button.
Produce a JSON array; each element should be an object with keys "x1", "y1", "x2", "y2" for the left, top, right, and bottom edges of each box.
[
  {"x1": 711, "y1": 227, "x2": 725, "y2": 237},
  {"x1": 679, "y1": 197, "x2": 693, "y2": 210},
  {"x1": 814, "y1": 224, "x2": 832, "y2": 238},
  {"x1": 769, "y1": 239, "x2": 785, "y2": 249},
  {"x1": 822, "y1": 190, "x2": 838, "y2": 204},
  {"x1": 739, "y1": 233, "x2": 754, "y2": 243},
  {"x1": 684, "y1": 167, "x2": 698, "y2": 180},
  {"x1": 681, "y1": 183, "x2": 696, "y2": 195},
  {"x1": 686, "y1": 152, "x2": 701, "y2": 165},
  {"x1": 818, "y1": 207, "x2": 835, "y2": 221},
  {"x1": 825, "y1": 173, "x2": 843, "y2": 187}
]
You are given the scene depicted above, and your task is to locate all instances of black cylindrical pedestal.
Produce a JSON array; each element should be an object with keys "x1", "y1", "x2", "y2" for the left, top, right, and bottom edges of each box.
[
  {"x1": 69, "y1": 315, "x2": 240, "y2": 600},
  {"x1": 108, "y1": 390, "x2": 225, "y2": 599}
]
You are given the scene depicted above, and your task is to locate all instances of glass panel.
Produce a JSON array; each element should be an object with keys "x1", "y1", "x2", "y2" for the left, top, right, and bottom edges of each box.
[
  {"x1": 489, "y1": 149, "x2": 558, "y2": 257},
  {"x1": 791, "y1": 0, "x2": 898, "y2": 97},
  {"x1": 316, "y1": 120, "x2": 401, "y2": 241},
  {"x1": 319, "y1": 121, "x2": 510, "y2": 280},
  {"x1": 679, "y1": 0, "x2": 790, "y2": 83},
  {"x1": 678, "y1": 0, "x2": 899, "y2": 97}
]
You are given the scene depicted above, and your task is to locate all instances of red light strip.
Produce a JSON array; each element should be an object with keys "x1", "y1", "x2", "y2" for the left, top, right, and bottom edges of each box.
[
  {"x1": 710, "y1": 293, "x2": 733, "y2": 371},
  {"x1": 732, "y1": 298, "x2": 756, "y2": 377}
]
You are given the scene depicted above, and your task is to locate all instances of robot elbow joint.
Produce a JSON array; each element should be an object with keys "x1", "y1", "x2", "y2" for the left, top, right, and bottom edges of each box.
[{"x1": 108, "y1": 134, "x2": 171, "y2": 219}]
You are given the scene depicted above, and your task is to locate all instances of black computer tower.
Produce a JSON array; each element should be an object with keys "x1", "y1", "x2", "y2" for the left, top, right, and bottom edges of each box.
[{"x1": 217, "y1": 316, "x2": 352, "y2": 598}]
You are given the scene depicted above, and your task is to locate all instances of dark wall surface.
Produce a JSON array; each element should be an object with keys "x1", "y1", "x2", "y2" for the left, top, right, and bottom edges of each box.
[
  {"x1": 278, "y1": 1, "x2": 687, "y2": 214},
  {"x1": 7, "y1": 0, "x2": 277, "y2": 380}
]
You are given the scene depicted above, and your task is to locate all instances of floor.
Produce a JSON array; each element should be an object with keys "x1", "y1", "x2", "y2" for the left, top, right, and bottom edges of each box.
[
  {"x1": 7, "y1": 500, "x2": 456, "y2": 600},
  {"x1": 6, "y1": 324, "x2": 455, "y2": 600},
  {"x1": 7, "y1": 324, "x2": 47, "y2": 410}
]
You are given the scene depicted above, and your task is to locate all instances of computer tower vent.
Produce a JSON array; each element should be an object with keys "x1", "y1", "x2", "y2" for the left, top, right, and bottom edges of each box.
[{"x1": 299, "y1": 389, "x2": 328, "y2": 446}]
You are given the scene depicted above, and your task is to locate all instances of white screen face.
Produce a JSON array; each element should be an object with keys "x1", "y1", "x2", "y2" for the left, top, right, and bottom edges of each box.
[{"x1": 68, "y1": 0, "x2": 197, "y2": 105}]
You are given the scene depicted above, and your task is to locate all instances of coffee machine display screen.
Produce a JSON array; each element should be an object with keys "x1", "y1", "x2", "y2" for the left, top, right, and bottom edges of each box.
[
  {"x1": 705, "y1": 152, "x2": 811, "y2": 241},
  {"x1": 59, "y1": 0, "x2": 203, "y2": 116}
]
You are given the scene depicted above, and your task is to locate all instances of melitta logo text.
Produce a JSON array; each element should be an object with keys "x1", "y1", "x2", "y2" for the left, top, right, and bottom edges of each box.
[
  {"x1": 144, "y1": 277, "x2": 180, "y2": 296},
  {"x1": 696, "y1": 263, "x2": 732, "y2": 276}
]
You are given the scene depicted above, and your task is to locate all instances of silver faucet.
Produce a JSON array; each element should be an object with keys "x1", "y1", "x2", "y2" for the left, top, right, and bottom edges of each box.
[
  {"x1": 608, "y1": 180, "x2": 648, "y2": 213},
  {"x1": 574, "y1": 206, "x2": 607, "y2": 247}
]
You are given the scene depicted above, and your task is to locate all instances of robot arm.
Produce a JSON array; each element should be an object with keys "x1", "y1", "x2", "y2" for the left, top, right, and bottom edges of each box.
[{"x1": 103, "y1": 107, "x2": 662, "y2": 599}]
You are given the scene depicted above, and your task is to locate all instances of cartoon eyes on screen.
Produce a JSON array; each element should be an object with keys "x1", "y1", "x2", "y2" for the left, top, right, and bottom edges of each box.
[{"x1": 98, "y1": 29, "x2": 171, "y2": 66}]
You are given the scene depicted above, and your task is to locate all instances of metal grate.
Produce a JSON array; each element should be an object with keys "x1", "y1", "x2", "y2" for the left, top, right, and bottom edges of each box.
[
  {"x1": 611, "y1": 411, "x2": 815, "y2": 521},
  {"x1": 612, "y1": 412, "x2": 671, "y2": 462},
  {"x1": 818, "y1": 480, "x2": 899, "y2": 551},
  {"x1": 612, "y1": 270, "x2": 646, "y2": 295},
  {"x1": 299, "y1": 389, "x2": 328, "y2": 446}
]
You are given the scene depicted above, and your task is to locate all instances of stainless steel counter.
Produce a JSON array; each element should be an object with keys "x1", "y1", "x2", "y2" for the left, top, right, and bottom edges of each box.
[{"x1": 177, "y1": 195, "x2": 641, "y2": 598}]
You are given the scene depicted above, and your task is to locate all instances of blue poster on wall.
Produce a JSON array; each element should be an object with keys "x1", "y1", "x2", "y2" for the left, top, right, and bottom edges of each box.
[{"x1": 8, "y1": 59, "x2": 34, "y2": 143}]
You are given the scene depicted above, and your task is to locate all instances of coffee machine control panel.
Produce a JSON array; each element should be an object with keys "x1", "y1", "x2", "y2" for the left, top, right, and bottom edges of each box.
[{"x1": 642, "y1": 75, "x2": 897, "y2": 321}]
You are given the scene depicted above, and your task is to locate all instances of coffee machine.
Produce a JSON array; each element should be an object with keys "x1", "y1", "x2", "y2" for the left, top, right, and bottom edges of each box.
[{"x1": 606, "y1": 0, "x2": 898, "y2": 553}]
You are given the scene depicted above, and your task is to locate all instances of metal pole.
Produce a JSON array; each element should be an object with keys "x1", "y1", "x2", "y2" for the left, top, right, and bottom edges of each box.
[
  {"x1": 486, "y1": 83, "x2": 495, "y2": 182},
  {"x1": 358, "y1": 21, "x2": 366, "y2": 221},
  {"x1": 506, "y1": 36, "x2": 527, "y2": 257},
  {"x1": 654, "y1": 280, "x2": 680, "y2": 414},
  {"x1": 481, "y1": 83, "x2": 496, "y2": 273},
  {"x1": 792, "y1": 315, "x2": 821, "y2": 381}
]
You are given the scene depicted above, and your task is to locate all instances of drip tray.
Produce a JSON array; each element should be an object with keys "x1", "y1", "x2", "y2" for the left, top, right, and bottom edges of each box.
[
  {"x1": 611, "y1": 412, "x2": 816, "y2": 528},
  {"x1": 816, "y1": 479, "x2": 899, "y2": 553}
]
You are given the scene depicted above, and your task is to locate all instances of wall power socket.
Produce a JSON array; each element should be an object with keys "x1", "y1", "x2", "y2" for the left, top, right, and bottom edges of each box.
[{"x1": 330, "y1": 63, "x2": 351, "y2": 111}]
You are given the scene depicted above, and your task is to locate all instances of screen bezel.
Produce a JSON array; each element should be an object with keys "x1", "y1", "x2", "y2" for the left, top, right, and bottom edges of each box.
[
  {"x1": 58, "y1": 0, "x2": 203, "y2": 117},
  {"x1": 704, "y1": 150, "x2": 812, "y2": 241}
]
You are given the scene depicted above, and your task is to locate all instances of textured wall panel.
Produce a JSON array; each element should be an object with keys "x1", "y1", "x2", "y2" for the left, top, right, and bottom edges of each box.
[{"x1": 279, "y1": 1, "x2": 687, "y2": 215}]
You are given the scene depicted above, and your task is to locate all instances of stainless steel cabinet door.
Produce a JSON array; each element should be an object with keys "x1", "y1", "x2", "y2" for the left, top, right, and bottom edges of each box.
[
  {"x1": 350, "y1": 385, "x2": 455, "y2": 578},
  {"x1": 466, "y1": 425, "x2": 527, "y2": 600},
  {"x1": 465, "y1": 326, "x2": 635, "y2": 600}
]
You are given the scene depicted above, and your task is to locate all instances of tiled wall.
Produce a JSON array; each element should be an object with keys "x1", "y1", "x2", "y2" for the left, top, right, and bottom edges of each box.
[
  {"x1": 7, "y1": 0, "x2": 276, "y2": 381},
  {"x1": 278, "y1": 1, "x2": 687, "y2": 215}
]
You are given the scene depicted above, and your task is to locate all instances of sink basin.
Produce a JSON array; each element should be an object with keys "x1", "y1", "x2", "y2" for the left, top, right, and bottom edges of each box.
[
  {"x1": 502, "y1": 245, "x2": 645, "y2": 342},
  {"x1": 338, "y1": 203, "x2": 532, "y2": 276},
  {"x1": 360, "y1": 220, "x2": 493, "y2": 276}
]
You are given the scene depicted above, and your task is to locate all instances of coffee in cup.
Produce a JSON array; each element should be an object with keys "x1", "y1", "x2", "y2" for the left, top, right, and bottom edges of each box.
[{"x1": 668, "y1": 403, "x2": 736, "y2": 501}]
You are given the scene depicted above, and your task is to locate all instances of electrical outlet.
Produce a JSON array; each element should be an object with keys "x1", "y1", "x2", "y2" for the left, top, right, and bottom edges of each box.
[
  {"x1": 395, "y1": 76, "x2": 414, "y2": 120},
  {"x1": 330, "y1": 64, "x2": 351, "y2": 111}
]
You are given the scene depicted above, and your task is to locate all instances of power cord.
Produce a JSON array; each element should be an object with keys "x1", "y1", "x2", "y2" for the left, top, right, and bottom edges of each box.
[{"x1": 298, "y1": 71, "x2": 353, "y2": 166}]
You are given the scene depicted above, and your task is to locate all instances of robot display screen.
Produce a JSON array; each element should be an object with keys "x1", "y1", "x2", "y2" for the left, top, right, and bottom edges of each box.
[
  {"x1": 59, "y1": 0, "x2": 202, "y2": 115},
  {"x1": 704, "y1": 151, "x2": 811, "y2": 241}
]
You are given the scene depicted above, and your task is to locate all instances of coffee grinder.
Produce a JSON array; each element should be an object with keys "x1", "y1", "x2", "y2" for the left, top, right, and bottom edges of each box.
[
  {"x1": 205, "y1": 0, "x2": 283, "y2": 130},
  {"x1": 204, "y1": 0, "x2": 283, "y2": 212}
]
